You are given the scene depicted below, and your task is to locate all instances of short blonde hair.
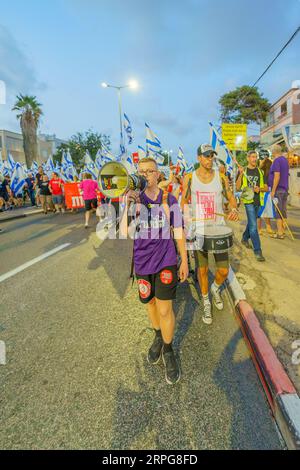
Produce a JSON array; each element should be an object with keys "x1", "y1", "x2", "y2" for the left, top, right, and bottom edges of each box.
[
  {"x1": 138, "y1": 157, "x2": 158, "y2": 167},
  {"x1": 270, "y1": 144, "x2": 282, "y2": 155}
]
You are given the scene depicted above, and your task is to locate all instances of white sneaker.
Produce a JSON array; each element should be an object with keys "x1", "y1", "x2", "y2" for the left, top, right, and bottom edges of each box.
[
  {"x1": 211, "y1": 284, "x2": 224, "y2": 311},
  {"x1": 202, "y1": 301, "x2": 213, "y2": 325}
]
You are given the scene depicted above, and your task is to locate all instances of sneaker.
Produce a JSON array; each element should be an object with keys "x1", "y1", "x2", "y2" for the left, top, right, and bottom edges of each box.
[
  {"x1": 241, "y1": 239, "x2": 251, "y2": 249},
  {"x1": 147, "y1": 332, "x2": 163, "y2": 365},
  {"x1": 85, "y1": 224, "x2": 89, "y2": 229},
  {"x1": 202, "y1": 301, "x2": 213, "y2": 325},
  {"x1": 162, "y1": 348, "x2": 181, "y2": 385},
  {"x1": 255, "y1": 252, "x2": 265, "y2": 262},
  {"x1": 210, "y1": 284, "x2": 224, "y2": 311}
]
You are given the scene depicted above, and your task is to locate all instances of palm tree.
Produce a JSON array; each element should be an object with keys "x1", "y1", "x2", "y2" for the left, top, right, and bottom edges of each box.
[{"x1": 12, "y1": 95, "x2": 43, "y2": 168}]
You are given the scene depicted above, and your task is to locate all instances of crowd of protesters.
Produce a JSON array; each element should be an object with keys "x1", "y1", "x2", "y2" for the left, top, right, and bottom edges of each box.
[{"x1": 0, "y1": 166, "x2": 66, "y2": 214}]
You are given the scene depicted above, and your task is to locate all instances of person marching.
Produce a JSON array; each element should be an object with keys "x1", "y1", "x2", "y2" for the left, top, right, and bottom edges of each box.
[
  {"x1": 49, "y1": 172, "x2": 65, "y2": 213},
  {"x1": 181, "y1": 144, "x2": 239, "y2": 325},
  {"x1": 79, "y1": 173, "x2": 99, "y2": 228},
  {"x1": 236, "y1": 150, "x2": 268, "y2": 261},
  {"x1": 120, "y1": 157, "x2": 189, "y2": 385}
]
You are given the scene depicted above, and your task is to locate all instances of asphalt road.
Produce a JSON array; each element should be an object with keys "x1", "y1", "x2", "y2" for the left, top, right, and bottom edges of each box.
[{"x1": 0, "y1": 212, "x2": 283, "y2": 449}]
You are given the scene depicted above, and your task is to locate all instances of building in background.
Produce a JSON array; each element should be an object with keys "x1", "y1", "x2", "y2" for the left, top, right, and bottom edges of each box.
[
  {"x1": 0, "y1": 130, "x2": 67, "y2": 164},
  {"x1": 260, "y1": 82, "x2": 300, "y2": 207},
  {"x1": 260, "y1": 83, "x2": 300, "y2": 164}
]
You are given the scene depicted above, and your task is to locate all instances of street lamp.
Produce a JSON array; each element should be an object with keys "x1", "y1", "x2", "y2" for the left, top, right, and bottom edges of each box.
[{"x1": 101, "y1": 80, "x2": 139, "y2": 154}]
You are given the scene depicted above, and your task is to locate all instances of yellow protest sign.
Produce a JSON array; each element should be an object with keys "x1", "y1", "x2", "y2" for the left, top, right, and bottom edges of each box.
[{"x1": 222, "y1": 123, "x2": 247, "y2": 151}]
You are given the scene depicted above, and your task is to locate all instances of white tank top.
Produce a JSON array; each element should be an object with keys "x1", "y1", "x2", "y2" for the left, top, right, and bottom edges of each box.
[{"x1": 191, "y1": 170, "x2": 226, "y2": 231}]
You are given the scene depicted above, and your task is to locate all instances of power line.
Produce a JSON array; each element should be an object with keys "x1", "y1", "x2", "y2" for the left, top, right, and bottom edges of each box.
[
  {"x1": 250, "y1": 26, "x2": 300, "y2": 89},
  {"x1": 219, "y1": 26, "x2": 300, "y2": 124}
]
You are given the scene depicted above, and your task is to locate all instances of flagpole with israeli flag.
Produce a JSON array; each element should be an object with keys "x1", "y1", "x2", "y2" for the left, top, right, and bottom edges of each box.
[
  {"x1": 124, "y1": 113, "x2": 133, "y2": 146},
  {"x1": 10, "y1": 162, "x2": 26, "y2": 196},
  {"x1": 145, "y1": 123, "x2": 164, "y2": 165},
  {"x1": 209, "y1": 121, "x2": 237, "y2": 193},
  {"x1": 83, "y1": 150, "x2": 97, "y2": 180}
]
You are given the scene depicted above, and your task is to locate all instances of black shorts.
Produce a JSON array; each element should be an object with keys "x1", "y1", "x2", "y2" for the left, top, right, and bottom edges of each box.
[
  {"x1": 84, "y1": 198, "x2": 98, "y2": 211},
  {"x1": 136, "y1": 265, "x2": 178, "y2": 304}
]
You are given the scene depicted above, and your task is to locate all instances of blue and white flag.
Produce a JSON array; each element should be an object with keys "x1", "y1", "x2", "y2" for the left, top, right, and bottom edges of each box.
[
  {"x1": 10, "y1": 162, "x2": 26, "y2": 195},
  {"x1": 44, "y1": 155, "x2": 55, "y2": 177},
  {"x1": 145, "y1": 123, "x2": 164, "y2": 164},
  {"x1": 121, "y1": 152, "x2": 135, "y2": 174},
  {"x1": 124, "y1": 113, "x2": 133, "y2": 145},
  {"x1": 209, "y1": 122, "x2": 234, "y2": 176},
  {"x1": 258, "y1": 192, "x2": 277, "y2": 219},
  {"x1": 95, "y1": 149, "x2": 103, "y2": 171},
  {"x1": 138, "y1": 145, "x2": 146, "y2": 159},
  {"x1": 7, "y1": 152, "x2": 16, "y2": 172},
  {"x1": 83, "y1": 150, "x2": 97, "y2": 179},
  {"x1": 177, "y1": 147, "x2": 194, "y2": 174},
  {"x1": 0, "y1": 150, "x2": 4, "y2": 173},
  {"x1": 30, "y1": 161, "x2": 39, "y2": 175},
  {"x1": 100, "y1": 145, "x2": 115, "y2": 164},
  {"x1": 3, "y1": 160, "x2": 11, "y2": 177}
]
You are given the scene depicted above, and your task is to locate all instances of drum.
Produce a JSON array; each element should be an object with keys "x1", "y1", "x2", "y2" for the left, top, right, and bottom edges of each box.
[{"x1": 193, "y1": 225, "x2": 233, "y2": 253}]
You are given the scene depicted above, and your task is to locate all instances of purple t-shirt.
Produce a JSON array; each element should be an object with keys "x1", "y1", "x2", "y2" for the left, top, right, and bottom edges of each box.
[
  {"x1": 133, "y1": 190, "x2": 182, "y2": 275},
  {"x1": 268, "y1": 156, "x2": 289, "y2": 192}
]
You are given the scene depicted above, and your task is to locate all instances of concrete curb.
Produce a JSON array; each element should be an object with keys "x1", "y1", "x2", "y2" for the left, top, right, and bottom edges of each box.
[
  {"x1": 226, "y1": 267, "x2": 300, "y2": 450},
  {"x1": 0, "y1": 209, "x2": 44, "y2": 223}
]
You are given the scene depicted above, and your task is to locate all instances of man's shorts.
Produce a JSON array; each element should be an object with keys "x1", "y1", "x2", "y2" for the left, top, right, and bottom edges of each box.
[
  {"x1": 84, "y1": 198, "x2": 98, "y2": 211},
  {"x1": 194, "y1": 250, "x2": 229, "y2": 269},
  {"x1": 52, "y1": 195, "x2": 63, "y2": 205},
  {"x1": 274, "y1": 190, "x2": 288, "y2": 219},
  {"x1": 136, "y1": 265, "x2": 178, "y2": 304}
]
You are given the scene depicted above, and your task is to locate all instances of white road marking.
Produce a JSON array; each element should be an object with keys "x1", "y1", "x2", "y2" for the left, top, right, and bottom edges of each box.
[{"x1": 0, "y1": 243, "x2": 71, "y2": 283}]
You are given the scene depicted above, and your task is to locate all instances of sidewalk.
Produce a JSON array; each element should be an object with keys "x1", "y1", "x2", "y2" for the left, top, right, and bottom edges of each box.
[
  {"x1": 228, "y1": 205, "x2": 300, "y2": 394},
  {"x1": 0, "y1": 205, "x2": 43, "y2": 223}
]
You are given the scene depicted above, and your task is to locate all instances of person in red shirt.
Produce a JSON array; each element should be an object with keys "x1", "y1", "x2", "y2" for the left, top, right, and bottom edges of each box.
[{"x1": 49, "y1": 172, "x2": 65, "y2": 213}]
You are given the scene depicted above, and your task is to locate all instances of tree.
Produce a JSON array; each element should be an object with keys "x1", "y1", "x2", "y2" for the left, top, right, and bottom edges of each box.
[
  {"x1": 12, "y1": 95, "x2": 43, "y2": 168},
  {"x1": 219, "y1": 86, "x2": 271, "y2": 125},
  {"x1": 53, "y1": 130, "x2": 111, "y2": 166}
]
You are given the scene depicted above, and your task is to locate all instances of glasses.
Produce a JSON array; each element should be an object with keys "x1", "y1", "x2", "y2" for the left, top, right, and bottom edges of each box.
[{"x1": 138, "y1": 170, "x2": 157, "y2": 176}]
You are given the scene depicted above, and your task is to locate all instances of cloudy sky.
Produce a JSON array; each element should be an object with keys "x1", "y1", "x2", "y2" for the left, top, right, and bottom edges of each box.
[{"x1": 0, "y1": 0, "x2": 299, "y2": 162}]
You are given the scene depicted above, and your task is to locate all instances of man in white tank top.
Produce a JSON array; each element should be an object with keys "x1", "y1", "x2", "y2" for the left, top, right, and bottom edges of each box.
[{"x1": 181, "y1": 144, "x2": 239, "y2": 325}]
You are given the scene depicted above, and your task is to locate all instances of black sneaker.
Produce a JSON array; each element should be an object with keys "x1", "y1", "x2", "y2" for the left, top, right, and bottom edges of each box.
[
  {"x1": 147, "y1": 332, "x2": 163, "y2": 365},
  {"x1": 162, "y1": 348, "x2": 181, "y2": 385},
  {"x1": 255, "y1": 252, "x2": 266, "y2": 262},
  {"x1": 241, "y1": 239, "x2": 251, "y2": 249}
]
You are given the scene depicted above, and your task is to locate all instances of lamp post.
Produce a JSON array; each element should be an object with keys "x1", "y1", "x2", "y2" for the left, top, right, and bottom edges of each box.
[{"x1": 101, "y1": 80, "x2": 138, "y2": 155}]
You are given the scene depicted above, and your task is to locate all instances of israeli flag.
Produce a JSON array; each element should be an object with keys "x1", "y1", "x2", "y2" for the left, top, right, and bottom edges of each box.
[
  {"x1": 258, "y1": 191, "x2": 277, "y2": 219},
  {"x1": 121, "y1": 152, "x2": 135, "y2": 174},
  {"x1": 30, "y1": 161, "x2": 39, "y2": 175},
  {"x1": 145, "y1": 123, "x2": 164, "y2": 164},
  {"x1": 0, "y1": 150, "x2": 4, "y2": 173},
  {"x1": 100, "y1": 144, "x2": 115, "y2": 164},
  {"x1": 7, "y1": 152, "x2": 16, "y2": 171},
  {"x1": 44, "y1": 155, "x2": 55, "y2": 177},
  {"x1": 83, "y1": 151, "x2": 97, "y2": 179},
  {"x1": 124, "y1": 113, "x2": 133, "y2": 145},
  {"x1": 177, "y1": 147, "x2": 194, "y2": 173},
  {"x1": 177, "y1": 147, "x2": 185, "y2": 169},
  {"x1": 3, "y1": 160, "x2": 11, "y2": 177},
  {"x1": 10, "y1": 162, "x2": 26, "y2": 195},
  {"x1": 209, "y1": 122, "x2": 233, "y2": 176},
  {"x1": 138, "y1": 145, "x2": 146, "y2": 159}
]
